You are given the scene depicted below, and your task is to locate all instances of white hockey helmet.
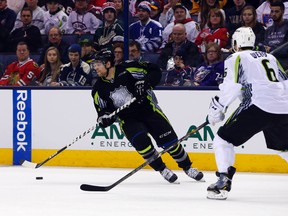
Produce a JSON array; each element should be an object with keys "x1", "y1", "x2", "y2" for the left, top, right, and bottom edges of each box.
[{"x1": 232, "y1": 27, "x2": 255, "y2": 52}]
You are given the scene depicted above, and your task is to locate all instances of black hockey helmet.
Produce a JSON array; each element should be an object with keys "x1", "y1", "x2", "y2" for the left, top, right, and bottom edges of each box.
[{"x1": 94, "y1": 49, "x2": 115, "y2": 66}]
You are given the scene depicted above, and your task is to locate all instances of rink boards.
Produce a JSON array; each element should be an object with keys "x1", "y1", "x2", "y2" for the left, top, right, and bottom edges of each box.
[{"x1": 0, "y1": 88, "x2": 287, "y2": 173}]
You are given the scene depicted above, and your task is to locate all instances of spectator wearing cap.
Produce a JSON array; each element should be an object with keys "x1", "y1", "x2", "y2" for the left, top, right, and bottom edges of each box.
[
  {"x1": 50, "y1": 43, "x2": 92, "y2": 86},
  {"x1": 79, "y1": 35, "x2": 98, "y2": 84},
  {"x1": 129, "y1": 1, "x2": 163, "y2": 53},
  {"x1": 158, "y1": 23, "x2": 201, "y2": 71},
  {"x1": 159, "y1": 0, "x2": 191, "y2": 28},
  {"x1": 163, "y1": 49, "x2": 193, "y2": 86},
  {"x1": 93, "y1": 2, "x2": 124, "y2": 52},
  {"x1": 38, "y1": 26, "x2": 70, "y2": 67},
  {"x1": 150, "y1": 0, "x2": 162, "y2": 22},
  {"x1": 65, "y1": 0, "x2": 102, "y2": 35},
  {"x1": 162, "y1": 4, "x2": 200, "y2": 47},
  {"x1": 112, "y1": 35, "x2": 124, "y2": 47},
  {"x1": 42, "y1": 0, "x2": 68, "y2": 35}
]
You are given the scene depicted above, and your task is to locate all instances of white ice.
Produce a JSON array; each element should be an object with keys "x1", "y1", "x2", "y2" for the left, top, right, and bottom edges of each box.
[{"x1": 0, "y1": 166, "x2": 287, "y2": 216}]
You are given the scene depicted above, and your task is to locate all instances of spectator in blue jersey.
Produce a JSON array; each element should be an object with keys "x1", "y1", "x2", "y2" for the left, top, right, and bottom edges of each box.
[
  {"x1": 0, "y1": 0, "x2": 17, "y2": 51},
  {"x1": 263, "y1": 1, "x2": 288, "y2": 53},
  {"x1": 129, "y1": 1, "x2": 163, "y2": 53},
  {"x1": 164, "y1": 49, "x2": 193, "y2": 86},
  {"x1": 191, "y1": 42, "x2": 224, "y2": 86},
  {"x1": 50, "y1": 44, "x2": 92, "y2": 86}
]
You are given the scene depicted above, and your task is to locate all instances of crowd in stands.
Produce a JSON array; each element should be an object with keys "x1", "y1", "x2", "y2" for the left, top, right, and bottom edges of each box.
[{"x1": 0, "y1": 0, "x2": 287, "y2": 87}]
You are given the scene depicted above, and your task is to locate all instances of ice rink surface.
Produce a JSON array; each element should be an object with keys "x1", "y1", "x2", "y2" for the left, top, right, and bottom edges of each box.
[{"x1": 0, "y1": 166, "x2": 287, "y2": 216}]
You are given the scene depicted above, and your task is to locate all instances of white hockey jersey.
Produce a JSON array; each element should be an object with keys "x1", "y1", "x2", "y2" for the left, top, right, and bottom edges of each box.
[
  {"x1": 219, "y1": 50, "x2": 288, "y2": 114},
  {"x1": 42, "y1": 10, "x2": 68, "y2": 35}
]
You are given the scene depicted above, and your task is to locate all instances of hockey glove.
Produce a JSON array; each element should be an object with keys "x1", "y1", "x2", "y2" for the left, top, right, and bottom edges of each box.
[
  {"x1": 134, "y1": 79, "x2": 150, "y2": 98},
  {"x1": 97, "y1": 113, "x2": 116, "y2": 128},
  {"x1": 207, "y1": 96, "x2": 225, "y2": 126}
]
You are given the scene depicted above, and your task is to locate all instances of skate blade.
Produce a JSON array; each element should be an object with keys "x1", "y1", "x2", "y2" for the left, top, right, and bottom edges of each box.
[
  {"x1": 207, "y1": 190, "x2": 228, "y2": 200},
  {"x1": 171, "y1": 180, "x2": 180, "y2": 184},
  {"x1": 197, "y1": 178, "x2": 206, "y2": 182}
]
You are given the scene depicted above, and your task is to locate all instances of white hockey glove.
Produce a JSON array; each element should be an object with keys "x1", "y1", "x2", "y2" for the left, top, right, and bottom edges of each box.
[{"x1": 208, "y1": 96, "x2": 225, "y2": 126}]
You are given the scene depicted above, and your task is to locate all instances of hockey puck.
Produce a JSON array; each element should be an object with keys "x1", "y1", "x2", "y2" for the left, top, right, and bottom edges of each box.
[{"x1": 36, "y1": 177, "x2": 43, "y2": 180}]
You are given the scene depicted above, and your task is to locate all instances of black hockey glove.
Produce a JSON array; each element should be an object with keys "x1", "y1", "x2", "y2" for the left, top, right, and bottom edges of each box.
[
  {"x1": 134, "y1": 79, "x2": 150, "y2": 98},
  {"x1": 97, "y1": 113, "x2": 116, "y2": 128}
]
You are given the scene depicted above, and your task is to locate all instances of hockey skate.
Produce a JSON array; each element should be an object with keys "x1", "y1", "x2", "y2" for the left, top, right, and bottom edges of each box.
[
  {"x1": 207, "y1": 166, "x2": 236, "y2": 200},
  {"x1": 184, "y1": 167, "x2": 205, "y2": 182},
  {"x1": 160, "y1": 167, "x2": 179, "y2": 184}
]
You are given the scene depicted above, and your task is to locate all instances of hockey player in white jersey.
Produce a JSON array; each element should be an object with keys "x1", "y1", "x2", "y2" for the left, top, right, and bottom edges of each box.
[{"x1": 206, "y1": 27, "x2": 288, "y2": 200}]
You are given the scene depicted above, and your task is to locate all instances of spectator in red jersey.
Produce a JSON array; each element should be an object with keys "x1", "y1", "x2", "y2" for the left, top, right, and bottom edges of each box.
[
  {"x1": 0, "y1": 41, "x2": 41, "y2": 86},
  {"x1": 195, "y1": 8, "x2": 228, "y2": 52}
]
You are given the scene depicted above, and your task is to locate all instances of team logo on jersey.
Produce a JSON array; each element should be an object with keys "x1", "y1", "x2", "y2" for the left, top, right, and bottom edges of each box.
[{"x1": 110, "y1": 86, "x2": 133, "y2": 108}]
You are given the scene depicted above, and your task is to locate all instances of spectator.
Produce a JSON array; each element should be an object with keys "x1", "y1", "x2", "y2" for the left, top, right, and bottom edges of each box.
[
  {"x1": 93, "y1": 2, "x2": 123, "y2": 52},
  {"x1": 66, "y1": 0, "x2": 102, "y2": 35},
  {"x1": 113, "y1": 0, "x2": 124, "y2": 23},
  {"x1": 162, "y1": 4, "x2": 200, "y2": 47},
  {"x1": 225, "y1": 0, "x2": 249, "y2": 37},
  {"x1": 38, "y1": 26, "x2": 69, "y2": 66},
  {"x1": 158, "y1": 23, "x2": 200, "y2": 71},
  {"x1": 129, "y1": 39, "x2": 142, "y2": 61},
  {"x1": 13, "y1": 0, "x2": 45, "y2": 32},
  {"x1": 0, "y1": 41, "x2": 41, "y2": 86},
  {"x1": 113, "y1": 43, "x2": 124, "y2": 65},
  {"x1": 42, "y1": 0, "x2": 68, "y2": 35},
  {"x1": 256, "y1": 0, "x2": 288, "y2": 28},
  {"x1": 37, "y1": 46, "x2": 62, "y2": 86},
  {"x1": 8, "y1": 7, "x2": 42, "y2": 53},
  {"x1": 129, "y1": 1, "x2": 163, "y2": 53},
  {"x1": 112, "y1": 35, "x2": 124, "y2": 47},
  {"x1": 79, "y1": 35, "x2": 97, "y2": 84},
  {"x1": 0, "y1": 0, "x2": 17, "y2": 51},
  {"x1": 195, "y1": 8, "x2": 229, "y2": 52},
  {"x1": 191, "y1": 42, "x2": 224, "y2": 86},
  {"x1": 263, "y1": 1, "x2": 288, "y2": 52},
  {"x1": 150, "y1": 0, "x2": 163, "y2": 22},
  {"x1": 50, "y1": 44, "x2": 92, "y2": 86},
  {"x1": 0, "y1": 0, "x2": 17, "y2": 33},
  {"x1": 159, "y1": 0, "x2": 191, "y2": 28},
  {"x1": 240, "y1": 5, "x2": 265, "y2": 48},
  {"x1": 164, "y1": 49, "x2": 193, "y2": 86},
  {"x1": 198, "y1": 0, "x2": 225, "y2": 30}
]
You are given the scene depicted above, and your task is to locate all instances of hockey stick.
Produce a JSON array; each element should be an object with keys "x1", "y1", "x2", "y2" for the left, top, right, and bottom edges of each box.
[
  {"x1": 80, "y1": 121, "x2": 209, "y2": 192},
  {"x1": 21, "y1": 97, "x2": 137, "y2": 169}
]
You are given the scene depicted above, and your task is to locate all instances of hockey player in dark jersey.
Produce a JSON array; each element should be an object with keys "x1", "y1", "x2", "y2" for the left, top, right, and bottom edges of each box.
[{"x1": 91, "y1": 50, "x2": 204, "y2": 183}]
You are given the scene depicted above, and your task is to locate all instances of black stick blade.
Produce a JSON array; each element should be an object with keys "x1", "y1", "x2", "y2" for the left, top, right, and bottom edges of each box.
[{"x1": 80, "y1": 184, "x2": 112, "y2": 192}]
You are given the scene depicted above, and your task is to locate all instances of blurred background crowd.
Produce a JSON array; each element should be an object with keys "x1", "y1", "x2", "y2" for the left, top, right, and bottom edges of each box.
[{"x1": 0, "y1": 0, "x2": 287, "y2": 87}]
